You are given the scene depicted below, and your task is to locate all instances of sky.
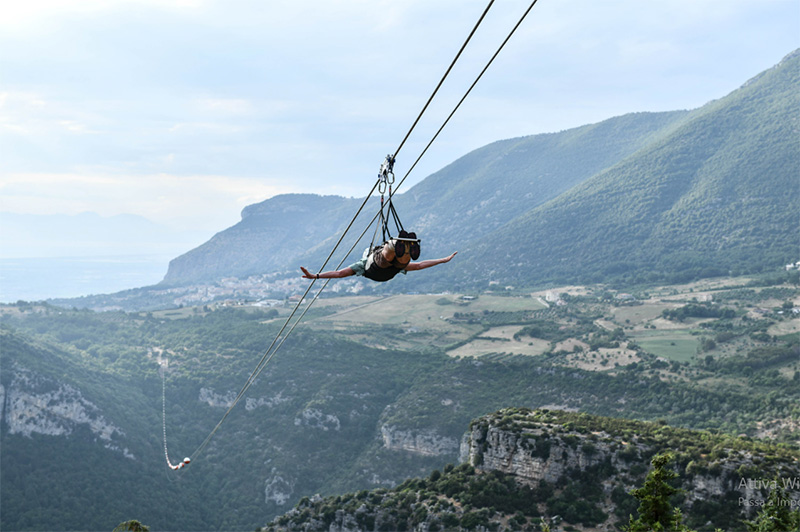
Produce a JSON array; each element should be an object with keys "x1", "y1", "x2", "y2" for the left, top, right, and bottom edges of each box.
[{"x1": 1, "y1": 0, "x2": 799, "y2": 253}]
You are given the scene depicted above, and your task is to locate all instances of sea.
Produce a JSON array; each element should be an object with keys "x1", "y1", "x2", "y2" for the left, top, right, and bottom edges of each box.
[{"x1": 0, "y1": 255, "x2": 173, "y2": 303}]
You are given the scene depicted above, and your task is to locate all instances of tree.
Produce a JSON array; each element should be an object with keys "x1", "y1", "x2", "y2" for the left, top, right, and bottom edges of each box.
[
  {"x1": 743, "y1": 483, "x2": 800, "y2": 532},
  {"x1": 112, "y1": 521, "x2": 150, "y2": 532},
  {"x1": 625, "y1": 452, "x2": 690, "y2": 532}
]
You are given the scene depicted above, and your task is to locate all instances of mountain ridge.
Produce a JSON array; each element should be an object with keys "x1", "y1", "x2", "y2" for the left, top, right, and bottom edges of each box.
[
  {"x1": 420, "y1": 49, "x2": 800, "y2": 290},
  {"x1": 161, "y1": 50, "x2": 799, "y2": 293},
  {"x1": 161, "y1": 109, "x2": 691, "y2": 286}
]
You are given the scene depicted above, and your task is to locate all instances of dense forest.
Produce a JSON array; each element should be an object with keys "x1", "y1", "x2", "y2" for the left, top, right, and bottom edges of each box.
[{"x1": 1, "y1": 269, "x2": 798, "y2": 530}]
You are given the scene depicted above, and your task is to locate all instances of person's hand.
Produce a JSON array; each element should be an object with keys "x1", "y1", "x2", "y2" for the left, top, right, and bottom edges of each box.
[
  {"x1": 300, "y1": 267, "x2": 316, "y2": 279},
  {"x1": 442, "y1": 251, "x2": 458, "y2": 263}
]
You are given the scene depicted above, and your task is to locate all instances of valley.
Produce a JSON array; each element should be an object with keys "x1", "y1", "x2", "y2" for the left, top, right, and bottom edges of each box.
[
  {"x1": 1, "y1": 49, "x2": 798, "y2": 532},
  {"x1": 1, "y1": 273, "x2": 797, "y2": 531}
]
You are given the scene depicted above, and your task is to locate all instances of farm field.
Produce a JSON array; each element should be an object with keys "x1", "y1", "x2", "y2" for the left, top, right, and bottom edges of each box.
[
  {"x1": 305, "y1": 294, "x2": 547, "y2": 351},
  {"x1": 446, "y1": 325, "x2": 551, "y2": 358},
  {"x1": 217, "y1": 276, "x2": 799, "y2": 380},
  {"x1": 628, "y1": 330, "x2": 700, "y2": 362}
]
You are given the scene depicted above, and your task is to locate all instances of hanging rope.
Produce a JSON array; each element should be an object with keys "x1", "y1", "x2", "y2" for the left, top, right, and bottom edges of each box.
[
  {"x1": 160, "y1": 0, "x2": 541, "y2": 470},
  {"x1": 161, "y1": 359, "x2": 190, "y2": 470},
  {"x1": 366, "y1": 0, "x2": 541, "y2": 255}
]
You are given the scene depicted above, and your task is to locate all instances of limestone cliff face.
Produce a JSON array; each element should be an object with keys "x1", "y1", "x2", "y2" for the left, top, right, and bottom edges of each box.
[
  {"x1": 467, "y1": 409, "x2": 800, "y2": 508},
  {"x1": 198, "y1": 387, "x2": 236, "y2": 408},
  {"x1": 0, "y1": 364, "x2": 133, "y2": 458},
  {"x1": 265, "y1": 408, "x2": 800, "y2": 532},
  {"x1": 469, "y1": 422, "x2": 616, "y2": 484},
  {"x1": 265, "y1": 468, "x2": 296, "y2": 506},
  {"x1": 380, "y1": 424, "x2": 460, "y2": 457}
]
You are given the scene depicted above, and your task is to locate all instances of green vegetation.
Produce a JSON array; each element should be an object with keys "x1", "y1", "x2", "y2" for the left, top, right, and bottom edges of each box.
[
  {"x1": 625, "y1": 453, "x2": 692, "y2": 532},
  {"x1": 262, "y1": 463, "x2": 543, "y2": 531},
  {"x1": 2, "y1": 274, "x2": 798, "y2": 530},
  {"x1": 161, "y1": 107, "x2": 693, "y2": 289},
  {"x1": 662, "y1": 303, "x2": 737, "y2": 322},
  {"x1": 1, "y1": 52, "x2": 797, "y2": 532},
  {"x1": 743, "y1": 483, "x2": 800, "y2": 532},
  {"x1": 635, "y1": 334, "x2": 699, "y2": 362},
  {"x1": 263, "y1": 410, "x2": 799, "y2": 531},
  {"x1": 457, "y1": 50, "x2": 799, "y2": 292},
  {"x1": 113, "y1": 521, "x2": 150, "y2": 532},
  {"x1": 66, "y1": 50, "x2": 796, "y2": 303}
]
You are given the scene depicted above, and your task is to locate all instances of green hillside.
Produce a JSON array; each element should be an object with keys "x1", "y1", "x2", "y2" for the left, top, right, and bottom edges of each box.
[
  {"x1": 163, "y1": 194, "x2": 363, "y2": 285},
  {"x1": 2, "y1": 274, "x2": 798, "y2": 530},
  {"x1": 445, "y1": 50, "x2": 800, "y2": 290},
  {"x1": 394, "y1": 109, "x2": 690, "y2": 255},
  {"x1": 158, "y1": 51, "x2": 798, "y2": 294},
  {"x1": 3, "y1": 51, "x2": 799, "y2": 532},
  {"x1": 161, "y1": 110, "x2": 689, "y2": 287}
]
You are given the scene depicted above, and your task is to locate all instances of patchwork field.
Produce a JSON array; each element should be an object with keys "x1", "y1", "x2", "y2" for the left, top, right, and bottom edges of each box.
[
  {"x1": 306, "y1": 294, "x2": 547, "y2": 351},
  {"x1": 563, "y1": 346, "x2": 641, "y2": 371},
  {"x1": 446, "y1": 325, "x2": 550, "y2": 358},
  {"x1": 628, "y1": 331, "x2": 700, "y2": 362},
  {"x1": 246, "y1": 278, "x2": 798, "y2": 373}
]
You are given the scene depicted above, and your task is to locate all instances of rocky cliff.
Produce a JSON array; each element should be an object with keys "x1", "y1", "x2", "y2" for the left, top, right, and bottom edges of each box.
[
  {"x1": 380, "y1": 425, "x2": 461, "y2": 457},
  {"x1": 467, "y1": 409, "x2": 800, "y2": 513},
  {"x1": 0, "y1": 363, "x2": 133, "y2": 459},
  {"x1": 264, "y1": 408, "x2": 800, "y2": 532}
]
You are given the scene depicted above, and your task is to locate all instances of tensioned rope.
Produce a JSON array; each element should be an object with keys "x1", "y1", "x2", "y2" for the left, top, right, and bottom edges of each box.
[
  {"x1": 390, "y1": 0, "x2": 541, "y2": 200},
  {"x1": 232, "y1": 0, "x2": 545, "y2": 425},
  {"x1": 392, "y1": 0, "x2": 495, "y2": 159},
  {"x1": 233, "y1": 205, "x2": 383, "y2": 397},
  {"x1": 182, "y1": 179, "x2": 380, "y2": 463},
  {"x1": 162, "y1": 0, "x2": 498, "y2": 469}
]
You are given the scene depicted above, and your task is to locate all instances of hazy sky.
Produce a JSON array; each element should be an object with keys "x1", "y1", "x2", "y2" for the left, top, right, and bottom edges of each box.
[{"x1": 1, "y1": 0, "x2": 798, "y2": 239}]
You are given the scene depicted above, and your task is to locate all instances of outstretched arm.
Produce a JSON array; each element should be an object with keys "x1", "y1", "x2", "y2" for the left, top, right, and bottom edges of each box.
[
  {"x1": 404, "y1": 251, "x2": 458, "y2": 271},
  {"x1": 300, "y1": 266, "x2": 356, "y2": 279}
]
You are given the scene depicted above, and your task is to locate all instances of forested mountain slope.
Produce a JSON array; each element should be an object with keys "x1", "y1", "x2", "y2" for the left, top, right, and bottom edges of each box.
[
  {"x1": 263, "y1": 409, "x2": 800, "y2": 532},
  {"x1": 2, "y1": 278, "x2": 798, "y2": 530},
  {"x1": 162, "y1": 51, "x2": 798, "y2": 292},
  {"x1": 389, "y1": 109, "x2": 690, "y2": 256},
  {"x1": 162, "y1": 193, "x2": 363, "y2": 284},
  {"x1": 421, "y1": 49, "x2": 800, "y2": 291},
  {"x1": 162, "y1": 110, "x2": 688, "y2": 286}
]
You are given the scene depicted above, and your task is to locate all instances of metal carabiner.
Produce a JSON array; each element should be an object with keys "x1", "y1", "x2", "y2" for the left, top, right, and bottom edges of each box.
[
  {"x1": 378, "y1": 154, "x2": 396, "y2": 184},
  {"x1": 378, "y1": 153, "x2": 396, "y2": 195}
]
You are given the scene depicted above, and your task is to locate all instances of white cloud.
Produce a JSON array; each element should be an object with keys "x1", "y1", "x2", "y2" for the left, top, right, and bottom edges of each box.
[
  {"x1": 0, "y1": 0, "x2": 797, "y2": 244},
  {"x1": 0, "y1": 0, "x2": 206, "y2": 30},
  {"x1": 58, "y1": 119, "x2": 97, "y2": 134},
  {"x1": 0, "y1": 172, "x2": 290, "y2": 232}
]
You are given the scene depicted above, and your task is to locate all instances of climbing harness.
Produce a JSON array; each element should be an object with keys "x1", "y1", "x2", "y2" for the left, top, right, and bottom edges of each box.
[
  {"x1": 162, "y1": 0, "x2": 541, "y2": 471},
  {"x1": 371, "y1": 153, "x2": 419, "y2": 252}
]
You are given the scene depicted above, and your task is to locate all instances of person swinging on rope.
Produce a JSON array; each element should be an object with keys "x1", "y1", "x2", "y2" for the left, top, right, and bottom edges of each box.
[{"x1": 301, "y1": 230, "x2": 457, "y2": 283}]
